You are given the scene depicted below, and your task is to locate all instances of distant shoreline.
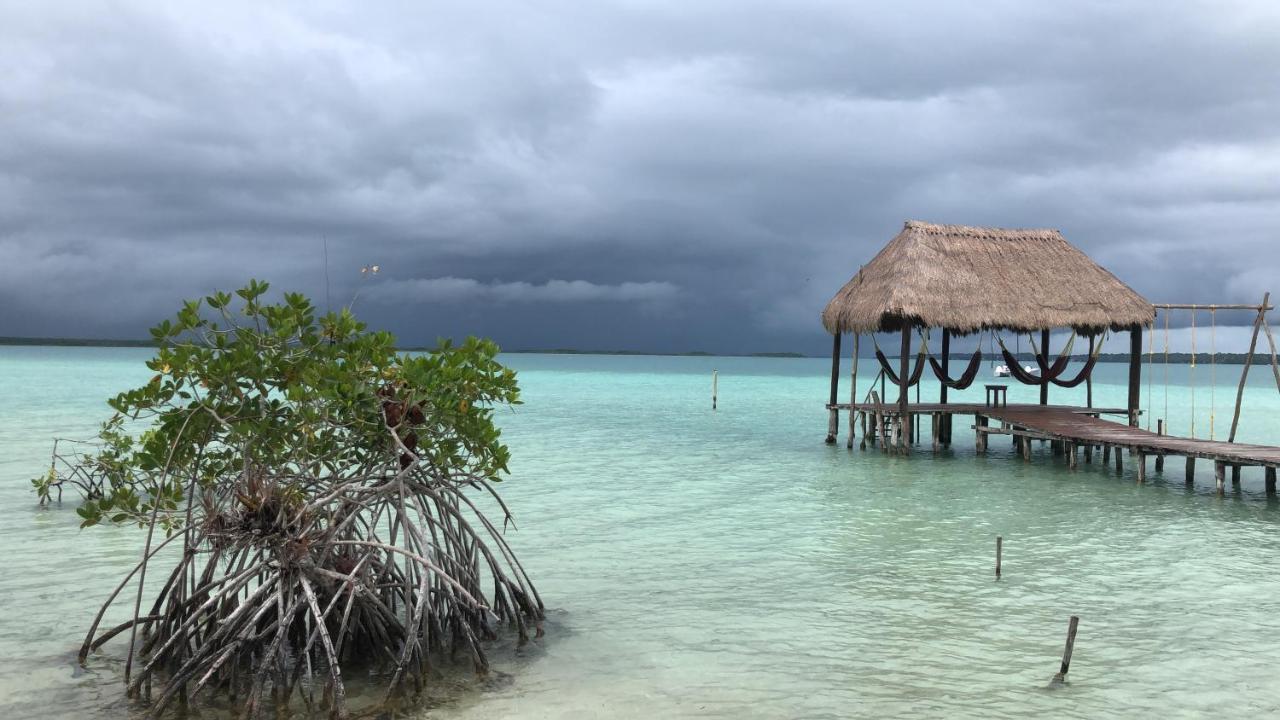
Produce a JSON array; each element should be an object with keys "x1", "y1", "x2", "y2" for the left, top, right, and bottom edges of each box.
[{"x1": 0, "y1": 337, "x2": 1271, "y2": 365}]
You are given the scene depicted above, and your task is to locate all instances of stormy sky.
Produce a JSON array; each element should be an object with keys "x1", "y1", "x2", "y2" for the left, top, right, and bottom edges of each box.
[{"x1": 1, "y1": 1, "x2": 1277, "y2": 354}]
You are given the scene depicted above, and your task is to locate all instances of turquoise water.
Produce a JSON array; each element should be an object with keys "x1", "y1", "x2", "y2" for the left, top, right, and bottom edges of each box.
[{"x1": 2, "y1": 347, "x2": 1279, "y2": 719}]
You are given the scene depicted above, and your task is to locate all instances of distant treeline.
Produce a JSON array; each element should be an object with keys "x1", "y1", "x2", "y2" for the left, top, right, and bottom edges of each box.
[{"x1": 0, "y1": 336, "x2": 806, "y2": 359}]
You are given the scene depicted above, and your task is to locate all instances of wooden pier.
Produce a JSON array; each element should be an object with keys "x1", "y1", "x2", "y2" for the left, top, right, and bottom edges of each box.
[
  {"x1": 818, "y1": 222, "x2": 1280, "y2": 499},
  {"x1": 836, "y1": 401, "x2": 1280, "y2": 494}
]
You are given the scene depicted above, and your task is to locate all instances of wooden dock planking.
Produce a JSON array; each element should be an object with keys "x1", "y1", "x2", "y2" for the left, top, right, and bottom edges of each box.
[{"x1": 833, "y1": 402, "x2": 1280, "y2": 470}]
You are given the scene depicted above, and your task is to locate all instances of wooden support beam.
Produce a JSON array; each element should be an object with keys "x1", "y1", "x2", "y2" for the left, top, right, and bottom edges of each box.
[
  {"x1": 1040, "y1": 329, "x2": 1051, "y2": 406},
  {"x1": 932, "y1": 413, "x2": 939, "y2": 452},
  {"x1": 1215, "y1": 462, "x2": 1226, "y2": 495},
  {"x1": 1136, "y1": 451, "x2": 1146, "y2": 483},
  {"x1": 899, "y1": 326, "x2": 910, "y2": 453},
  {"x1": 1228, "y1": 292, "x2": 1269, "y2": 443},
  {"x1": 1262, "y1": 316, "x2": 1280, "y2": 395},
  {"x1": 847, "y1": 334, "x2": 859, "y2": 449},
  {"x1": 1084, "y1": 444, "x2": 1092, "y2": 463},
  {"x1": 1186, "y1": 457, "x2": 1196, "y2": 484},
  {"x1": 1153, "y1": 303, "x2": 1275, "y2": 311},
  {"x1": 976, "y1": 415, "x2": 988, "y2": 453},
  {"x1": 1231, "y1": 465, "x2": 1241, "y2": 485},
  {"x1": 1128, "y1": 326, "x2": 1142, "y2": 427},
  {"x1": 826, "y1": 333, "x2": 841, "y2": 444},
  {"x1": 1103, "y1": 444, "x2": 1111, "y2": 464},
  {"x1": 1155, "y1": 454, "x2": 1164, "y2": 473},
  {"x1": 1114, "y1": 445, "x2": 1123, "y2": 474},
  {"x1": 1266, "y1": 467, "x2": 1277, "y2": 495},
  {"x1": 1022, "y1": 432, "x2": 1032, "y2": 461},
  {"x1": 940, "y1": 329, "x2": 952, "y2": 444},
  {"x1": 1067, "y1": 442, "x2": 1077, "y2": 470}
]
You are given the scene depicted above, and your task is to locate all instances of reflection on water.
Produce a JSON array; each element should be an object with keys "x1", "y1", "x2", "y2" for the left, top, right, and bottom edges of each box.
[{"x1": 2, "y1": 348, "x2": 1279, "y2": 718}]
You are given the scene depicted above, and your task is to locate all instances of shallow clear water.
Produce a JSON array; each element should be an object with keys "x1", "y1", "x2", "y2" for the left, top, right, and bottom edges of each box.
[{"x1": 2, "y1": 347, "x2": 1279, "y2": 719}]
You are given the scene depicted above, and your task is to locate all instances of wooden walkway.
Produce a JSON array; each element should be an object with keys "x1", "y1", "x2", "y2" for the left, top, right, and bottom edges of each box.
[{"x1": 834, "y1": 401, "x2": 1280, "y2": 494}]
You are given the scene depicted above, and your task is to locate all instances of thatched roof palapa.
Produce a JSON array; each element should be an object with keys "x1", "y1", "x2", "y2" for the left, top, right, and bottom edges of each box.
[{"x1": 821, "y1": 221, "x2": 1154, "y2": 336}]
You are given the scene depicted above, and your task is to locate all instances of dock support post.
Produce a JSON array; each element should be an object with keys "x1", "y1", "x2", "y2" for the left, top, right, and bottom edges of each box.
[
  {"x1": 976, "y1": 415, "x2": 988, "y2": 453},
  {"x1": 1231, "y1": 465, "x2": 1241, "y2": 485},
  {"x1": 1155, "y1": 420, "x2": 1165, "y2": 472},
  {"x1": 1136, "y1": 451, "x2": 1146, "y2": 483},
  {"x1": 1128, "y1": 325, "x2": 1142, "y2": 427},
  {"x1": 1266, "y1": 467, "x2": 1276, "y2": 495},
  {"x1": 1103, "y1": 445, "x2": 1111, "y2": 464},
  {"x1": 1022, "y1": 433, "x2": 1032, "y2": 461},
  {"x1": 826, "y1": 333, "x2": 841, "y2": 444},
  {"x1": 995, "y1": 535, "x2": 1002, "y2": 579},
  {"x1": 1067, "y1": 442, "x2": 1077, "y2": 470},
  {"x1": 1228, "y1": 292, "x2": 1269, "y2": 443},
  {"x1": 940, "y1": 329, "x2": 951, "y2": 444},
  {"x1": 1084, "y1": 444, "x2": 1092, "y2": 464},
  {"x1": 1215, "y1": 462, "x2": 1226, "y2": 495},
  {"x1": 848, "y1": 334, "x2": 859, "y2": 448},
  {"x1": 1052, "y1": 616, "x2": 1080, "y2": 684},
  {"x1": 1186, "y1": 457, "x2": 1196, "y2": 484},
  {"x1": 859, "y1": 411, "x2": 868, "y2": 450},
  {"x1": 1114, "y1": 446, "x2": 1123, "y2": 474},
  {"x1": 931, "y1": 413, "x2": 940, "y2": 452}
]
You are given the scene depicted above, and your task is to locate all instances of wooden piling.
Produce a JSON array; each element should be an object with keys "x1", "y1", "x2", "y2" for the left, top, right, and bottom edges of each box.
[
  {"x1": 1040, "y1": 329, "x2": 1050, "y2": 406},
  {"x1": 1155, "y1": 420, "x2": 1164, "y2": 472},
  {"x1": 976, "y1": 415, "x2": 988, "y2": 453},
  {"x1": 1231, "y1": 465, "x2": 1241, "y2": 485},
  {"x1": 1128, "y1": 326, "x2": 1142, "y2": 427},
  {"x1": 1215, "y1": 462, "x2": 1226, "y2": 495},
  {"x1": 931, "y1": 413, "x2": 940, "y2": 452},
  {"x1": 1103, "y1": 445, "x2": 1111, "y2": 464},
  {"x1": 1186, "y1": 457, "x2": 1196, "y2": 484},
  {"x1": 1266, "y1": 467, "x2": 1277, "y2": 495},
  {"x1": 712, "y1": 370, "x2": 718, "y2": 411},
  {"x1": 1052, "y1": 616, "x2": 1080, "y2": 684},
  {"x1": 1083, "y1": 444, "x2": 1092, "y2": 463},
  {"x1": 1136, "y1": 451, "x2": 1146, "y2": 483},
  {"x1": 1022, "y1": 433, "x2": 1032, "y2": 461},
  {"x1": 898, "y1": 327, "x2": 910, "y2": 453},
  {"x1": 995, "y1": 535, "x2": 1003, "y2": 579},
  {"x1": 1067, "y1": 442, "x2": 1077, "y2": 470},
  {"x1": 1114, "y1": 445, "x2": 1123, "y2": 474}
]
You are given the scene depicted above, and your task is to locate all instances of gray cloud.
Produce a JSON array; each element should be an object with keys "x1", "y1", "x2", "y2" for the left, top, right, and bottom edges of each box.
[{"x1": 0, "y1": 1, "x2": 1277, "y2": 352}]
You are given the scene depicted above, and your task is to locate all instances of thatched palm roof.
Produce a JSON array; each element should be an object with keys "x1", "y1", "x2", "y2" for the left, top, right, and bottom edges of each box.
[{"x1": 822, "y1": 221, "x2": 1154, "y2": 335}]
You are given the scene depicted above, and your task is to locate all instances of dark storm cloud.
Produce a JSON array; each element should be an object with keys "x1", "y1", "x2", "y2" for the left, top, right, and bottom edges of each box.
[{"x1": 1, "y1": 0, "x2": 1277, "y2": 352}]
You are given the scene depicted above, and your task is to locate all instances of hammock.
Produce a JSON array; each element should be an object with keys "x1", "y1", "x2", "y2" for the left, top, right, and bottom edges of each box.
[
  {"x1": 996, "y1": 335, "x2": 1071, "y2": 386},
  {"x1": 1027, "y1": 331, "x2": 1076, "y2": 379},
  {"x1": 1047, "y1": 334, "x2": 1105, "y2": 388},
  {"x1": 929, "y1": 350, "x2": 983, "y2": 390},
  {"x1": 874, "y1": 336, "x2": 928, "y2": 388}
]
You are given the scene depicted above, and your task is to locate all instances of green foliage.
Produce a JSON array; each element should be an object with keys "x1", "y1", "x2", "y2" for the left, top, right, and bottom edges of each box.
[{"x1": 66, "y1": 280, "x2": 520, "y2": 529}]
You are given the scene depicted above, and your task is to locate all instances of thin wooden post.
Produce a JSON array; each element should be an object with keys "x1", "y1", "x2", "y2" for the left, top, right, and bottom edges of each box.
[
  {"x1": 1186, "y1": 456, "x2": 1196, "y2": 484},
  {"x1": 1266, "y1": 467, "x2": 1276, "y2": 495},
  {"x1": 859, "y1": 411, "x2": 868, "y2": 450},
  {"x1": 1215, "y1": 462, "x2": 1226, "y2": 495},
  {"x1": 1103, "y1": 445, "x2": 1111, "y2": 464},
  {"x1": 826, "y1": 333, "x2": 841, "y2": 444},
  {"x1": 1084, "y1": 444, "x2": 1092, "y2": 463},
  {"x1": 1067, "y1": 442, "x2": 1077, "y2": 470},
  {"x1": 847, "y1": 334, "x2": 859, "y2": 448},
  {"x1": 898, "y1": 327, "x2": 910, "y2": 452},
  {"x1": 1114, "y1": 445, "x2": 1123, "y2": 474},
  {"x1": 1155, "y1": 419, "x2": 1164, "y2": 472},
  {"x1": 976, "y1": 414, "x2": 988, "y2": 453},
  {"x1": 931, "y1": 413, "x2": 939, "y2": 452},
  {"x1": 1136, "y1": 451, "x2": 1146, "y2": 483},
  {"x1": 1228, "y1": 292, "x2": 1269, "y2": 443},
  {"x1": 1052, "y1": 616, "x2": 1080, "y2": 684},
  {"x1": 1231, "y1": 465, "x2": 1241, "y2": 485},
  {"x1": 1039, "y1": 329, "x2": 1050, "y2": 406},
  {"x1": 1022, "y1": 432, "x2": 1032, "y2": 461},
  {"x1": 712, "y1": 370, "x2": 718, "y2": 410},
  {"x1": 1128, "y1": 325, "x2": 1142, "y2": 427},
  {"x1": 995, "y1": 535, "x2": 1003, "y2": 579}
]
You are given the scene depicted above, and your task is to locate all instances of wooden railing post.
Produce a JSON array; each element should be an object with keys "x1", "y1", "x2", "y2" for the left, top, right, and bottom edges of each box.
[{"x1": 826, "y1": 333, "x2": 842, "y2": 444}]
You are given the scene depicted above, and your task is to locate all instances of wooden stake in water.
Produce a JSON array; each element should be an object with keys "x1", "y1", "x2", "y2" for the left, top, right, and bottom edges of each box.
[
  {"x1": 712, "y1": 370, "x2": 718, "y2": 411},
  {"x1": 1051, "y1": 616, "x2": 1080, "y2": 684},
  {"x1": 995, "y1": 536, "x2": 1003, "y2": 579}
]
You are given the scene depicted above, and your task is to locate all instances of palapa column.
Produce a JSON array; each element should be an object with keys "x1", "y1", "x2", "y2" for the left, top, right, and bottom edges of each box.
[
  {"x1": 1039, "y1": 329, "x2": 1051, "y2": 406},
  {"x1": 1127, "y1": 325, "x2": 1142, "y2": 427},
  {"x1": 899, "y1": 326, "x2": 910, "y2": 450},
  {"x1": 826, "y1": 332, "x2": 842, "y2": 443},
  {"x1": 940, "y1": 328, "x2": 951, "y2": 444}
]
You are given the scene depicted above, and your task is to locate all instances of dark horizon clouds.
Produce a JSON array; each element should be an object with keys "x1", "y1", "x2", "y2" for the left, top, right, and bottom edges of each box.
[{"x1": 1, "y1": 1, "x2": 1277, "y2": 354}]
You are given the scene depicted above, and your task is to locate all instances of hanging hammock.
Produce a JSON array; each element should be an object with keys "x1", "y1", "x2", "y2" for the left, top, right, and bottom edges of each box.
[
  {"x1": 873, "y1": 335, "x2": 928, "y2": 388},
  {"x1": 1027, "y1": 331, "x2": 1077, "y2": 379},
  {"x1": 995, "y1": 334, "x2": 1073, "y2": 385},
  {"x1": 929, "y1": 349, "x2": 983, "y2": 389},
  {"x1": 1046, "y1": 333, "x2": 1106, "y2": 388}
]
